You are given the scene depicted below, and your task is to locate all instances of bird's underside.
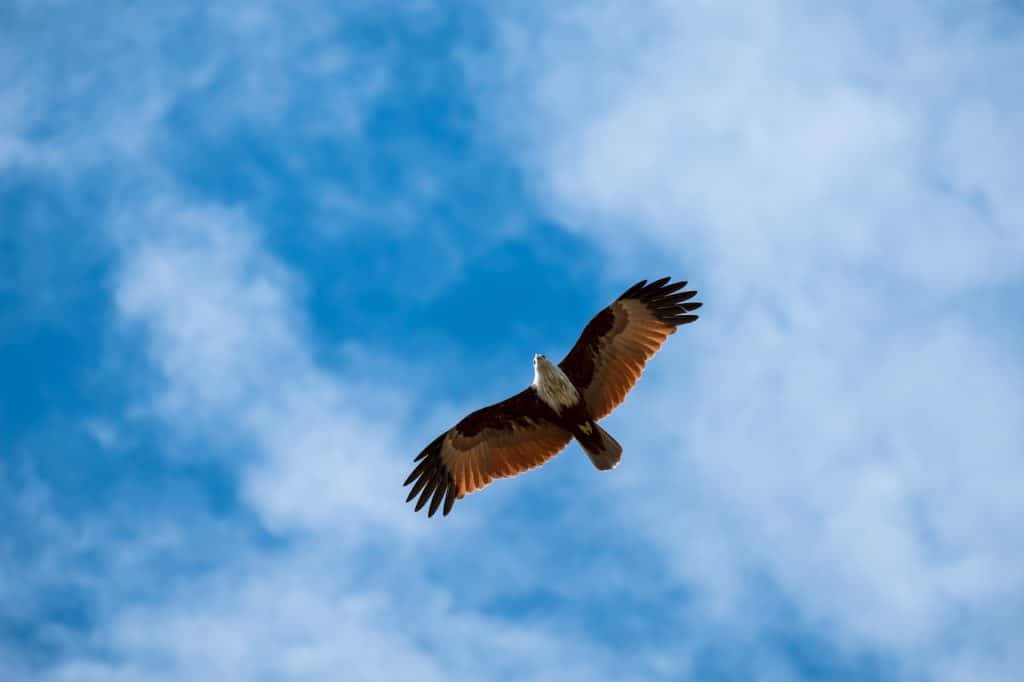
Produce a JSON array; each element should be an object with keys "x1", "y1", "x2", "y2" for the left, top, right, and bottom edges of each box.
[{"x1": 403, "y1": 277, "x2": 701, "y2": 517}]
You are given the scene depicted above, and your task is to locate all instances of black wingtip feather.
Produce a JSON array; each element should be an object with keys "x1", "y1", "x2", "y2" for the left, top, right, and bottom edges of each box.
[
  {"x1": 662, "y1": 291, "x2": 696, "y2": 304},
  {"x1": 405, "y1": 469, "x2": 430, "y2": 501},
  {"x1": 403, "y1": 458, "x2": 429, "y2": 486},
  {"x1": 404, "y1": 432, "x2": 457, "y2": 518},
  {"x1": 427, "y1": 482, "x2": 446, "y2": 517},
  {"x1": 414, "y1": 469, "x2": 440, "y2": 511},
  {"x1": 649, "y1": 276, "x2": 672, "y2": 289},
  {"x1": 619, "y1": 277, "x2": 701, "y2": 327},
  {"x1": 414, "y1": 433, "x2": 447, "y2": 463},
  {"x1": 442, "y1": 483, "x2": 456, "y2": 516},
  {"x1": 618, "y1": 280, "x2": 647, "y2": 300}
]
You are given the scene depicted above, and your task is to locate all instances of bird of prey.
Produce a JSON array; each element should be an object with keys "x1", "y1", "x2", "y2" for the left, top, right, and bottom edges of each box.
[{"x1": 403, "y1": 277, "x2": 701, "y2": 517}]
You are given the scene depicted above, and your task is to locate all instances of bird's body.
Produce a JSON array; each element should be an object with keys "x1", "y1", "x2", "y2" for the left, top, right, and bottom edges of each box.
[
  {"x1": 404, "y1": 277, "x2": 701, "y2": 517},
  {"x1": 531, "y1": 354, "x2": 621, "y2": 470}
]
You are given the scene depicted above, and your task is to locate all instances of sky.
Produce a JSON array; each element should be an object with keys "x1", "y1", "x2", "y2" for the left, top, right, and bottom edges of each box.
[{"x1": 2, "y1": 1, "x2": 1022, "y2": 680}]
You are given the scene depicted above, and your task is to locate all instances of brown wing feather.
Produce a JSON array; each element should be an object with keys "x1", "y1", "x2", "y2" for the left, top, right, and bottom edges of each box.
[
  {"x1": 403, "y1": 388, "x2": 572, "y2": 517},
  {"x1": 559, "y1": 278, "x2": 701, "y2": 421}
]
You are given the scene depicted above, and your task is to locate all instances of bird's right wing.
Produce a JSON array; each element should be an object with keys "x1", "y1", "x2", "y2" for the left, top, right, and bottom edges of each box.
[
  {"x1": 403, "y1": 388, "x2": 573, "y2": 517},
  {"x1": 559, "y1": 278, "x2": 701, "y2": 421}
]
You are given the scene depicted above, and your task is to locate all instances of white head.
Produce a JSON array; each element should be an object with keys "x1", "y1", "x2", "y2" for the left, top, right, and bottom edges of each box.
[
  {"x1": 533, "y1": 353, "x2": 551, "y2": 382},
  {"x1": 532, "y1": 353, "x2": 580, "y2": 411}
]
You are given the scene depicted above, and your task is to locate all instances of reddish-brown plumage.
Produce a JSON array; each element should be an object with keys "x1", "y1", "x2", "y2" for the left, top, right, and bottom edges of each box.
[
  {"x1": 404, "y1": 277, "x2": 700, "y2": 517},
  {"x1": 559, "y1": 278, "x2": 700, "y2": 420}
]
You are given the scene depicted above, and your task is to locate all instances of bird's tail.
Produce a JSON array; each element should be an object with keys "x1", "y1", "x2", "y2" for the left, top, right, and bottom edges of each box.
[{"x1": 577, "y1": 422, "x2": 623, "y2": 471}]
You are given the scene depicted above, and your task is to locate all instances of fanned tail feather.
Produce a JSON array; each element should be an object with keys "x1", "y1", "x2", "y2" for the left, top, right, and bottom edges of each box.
[{"x1": 581, "y1": 423, "x2": 622, "y2": 471}]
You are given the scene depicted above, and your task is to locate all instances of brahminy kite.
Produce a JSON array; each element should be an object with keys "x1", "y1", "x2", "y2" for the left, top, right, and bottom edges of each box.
[{"x1": 403, "y1": 277, "x2": 701, "y2": 517}]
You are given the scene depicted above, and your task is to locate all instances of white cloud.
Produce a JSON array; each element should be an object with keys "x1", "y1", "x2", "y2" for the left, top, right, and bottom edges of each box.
[
  {"x1": 479, "y1": 1, "x2": 1024, "y2": 680},
  {"x1": 0, "y1": 2, "x2": 387, "y2": 175},
  {"x1": 481, "y1": 1, "x2": 1024, "y2": 292},
  {"x1": 0, "y1": 189, "x2": 642, "y2": 680},
  {"x1": 11, "y1": 1, "x2": 1021, "y2": 679},
  {"x1": 0, "y1": 459, "x2": 628, "y2": 682},
  {"x1": 7, "y1": 3, "x2": 710, "y2": 680},
  {"x1": 37, "y1": 542, "x2": 627, "y2": 682},
  {"x1": 6, "y1": 192, "x2": 663, "y2": 682},
  {"x1": 112, "y1": 200, "x2": 420, "y2": 535}
]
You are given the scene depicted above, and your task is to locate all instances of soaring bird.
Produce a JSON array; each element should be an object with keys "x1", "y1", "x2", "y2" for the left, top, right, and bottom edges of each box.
[{"x1": 403, "y1": 277, "x2": 701, "y2": 517}]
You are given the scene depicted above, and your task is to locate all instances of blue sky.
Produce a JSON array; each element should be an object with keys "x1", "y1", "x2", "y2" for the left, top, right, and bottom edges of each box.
[{"x1": 2, "y1": 2, "x2": 1022, "y2": 680}]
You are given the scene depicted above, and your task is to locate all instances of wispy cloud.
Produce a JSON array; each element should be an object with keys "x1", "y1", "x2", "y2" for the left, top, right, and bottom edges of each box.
[
  {"x1": 112, "y1": 198, "x2": 419, "y2": 534},
  {"x1": 478, "y1": 1, "x2": 1024, "y2": 679},
  {"x1": 2, "y1": 191, "x2": 638, "y2": 680},
  {"x1": 5, "y1": 2, "x2": 624, "y2": 678},
  {"x1": 481, "y1": 2, "x2": 1024, "y2": 289},
  {"x1": 6, "y1": 1, "x2": 1022, "y2": 680},
  {"x1": 0, "y1": 3, "x2": 388, "y2": 174}
]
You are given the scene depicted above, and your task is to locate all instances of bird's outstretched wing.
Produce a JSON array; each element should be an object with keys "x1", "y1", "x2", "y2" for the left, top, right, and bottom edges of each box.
[
  {"x1": 559, "y1": 277, "x2": 701, "y2": 421},
  {"x1": 403, "y1": 389, "x2": 572, "y2": 517}
]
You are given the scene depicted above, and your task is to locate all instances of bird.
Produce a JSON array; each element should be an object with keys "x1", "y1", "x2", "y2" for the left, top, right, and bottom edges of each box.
[{"x1": 403, "y1": 277, "x2": 701, "y2": 517}]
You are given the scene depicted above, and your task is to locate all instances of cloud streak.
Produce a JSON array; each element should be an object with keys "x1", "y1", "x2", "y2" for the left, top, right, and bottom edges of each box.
[
  {"x1": 3, "y1": 193, "x2": 640, "y2": 681},
  {"x1": 5, "y1": 1, "x2": 1022, "y2": 680},
  {"x1": 112, "y1": 200, "x2": 414, "y2": 533},
  {"x1": 480, "y1": 1, "x2": 1024, "y2": 680}
]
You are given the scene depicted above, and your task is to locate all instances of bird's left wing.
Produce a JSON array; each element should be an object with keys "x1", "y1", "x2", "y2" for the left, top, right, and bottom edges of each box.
[
  {"x1": 404, "y1": 388, "x2": 573, "y2": 517},
  {"x1": 559, "y1": 277, "x2": 701, "y2": 421}
]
